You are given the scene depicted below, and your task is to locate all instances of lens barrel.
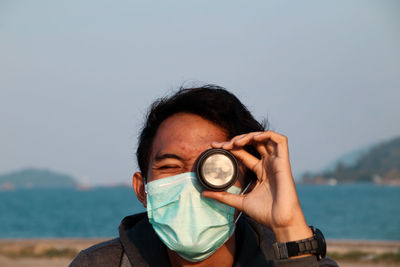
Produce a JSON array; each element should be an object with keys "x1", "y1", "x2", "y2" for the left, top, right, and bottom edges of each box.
[{"x1": 196, "y1": 148, "x2": 238, "y2": 191}]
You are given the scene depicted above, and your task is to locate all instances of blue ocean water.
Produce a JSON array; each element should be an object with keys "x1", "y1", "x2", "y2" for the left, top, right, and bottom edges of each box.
[{"x1": 0, "y1": 184, "x2": 399, "y2": 240}]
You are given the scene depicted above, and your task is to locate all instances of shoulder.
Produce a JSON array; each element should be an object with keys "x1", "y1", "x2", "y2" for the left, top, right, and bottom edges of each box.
[{"x1": 69, "y1": 238, "x2": 123, "y2": 267}]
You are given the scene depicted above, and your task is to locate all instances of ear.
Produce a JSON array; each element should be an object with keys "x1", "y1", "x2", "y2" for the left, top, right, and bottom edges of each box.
[{"x1": 133, "y1": 172, "x2": 147, "y2": 208}]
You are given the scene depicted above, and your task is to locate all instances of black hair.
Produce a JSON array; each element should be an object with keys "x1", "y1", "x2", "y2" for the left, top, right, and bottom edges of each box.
[{"x1": 136, "y1": 85, "x2": 267, "y2": 180}]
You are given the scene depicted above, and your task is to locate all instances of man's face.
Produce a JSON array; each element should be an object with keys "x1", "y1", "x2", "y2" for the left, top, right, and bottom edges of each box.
[{"x1": 146, "y1": 112, "x2": 245, "y2": 190}]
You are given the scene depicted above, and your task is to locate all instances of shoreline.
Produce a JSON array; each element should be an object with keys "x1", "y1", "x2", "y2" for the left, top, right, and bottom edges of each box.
[
  {"x1": 327, "y1": 239, "x2": 400, "y2": 253},
  {"x1": 0, "y1": 239, "x2": 399, "y2": 267}
]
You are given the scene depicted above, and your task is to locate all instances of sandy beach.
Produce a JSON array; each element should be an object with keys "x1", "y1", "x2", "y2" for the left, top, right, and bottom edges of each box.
[{"x1": 0, "y1": 238, "x2": 399, "y2": 266}]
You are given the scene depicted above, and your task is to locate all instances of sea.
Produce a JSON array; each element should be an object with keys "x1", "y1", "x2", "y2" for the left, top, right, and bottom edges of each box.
[{"x1": 0, "y1": 184, "x2": 399, "y2": 240}]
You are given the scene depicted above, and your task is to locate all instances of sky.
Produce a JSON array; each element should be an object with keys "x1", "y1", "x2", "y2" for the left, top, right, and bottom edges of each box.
[{"x1": 1, "y1": 0, "x2": 399, "y2": 185}]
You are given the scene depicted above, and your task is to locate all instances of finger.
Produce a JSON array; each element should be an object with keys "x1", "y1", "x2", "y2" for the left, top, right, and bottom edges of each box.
[
  {"x1": 202, "y1": 191, "x2": 244, "y2": 211},
  {"x1": 220, "y1": 132, "x2": 264, "y2": 151},
  {"x1": 253, "y1": 131, "x2": 289, "y2": 158},
  {"x1": 213, "y1": 132, "x2": 265, "y2": 150},
  {"x1": 211, "y1": 133, "x2": 248, "y2": 149},
  {"x1": 255, "y1": 142, "x2": 268, "y2": 157},
  {"x1": 211, "y1": 141, "x2": 223, "y2": 148},
  {"x1": 229, "y1": 149, "x2": 261, "y2": 176},
  {"x1": 233, "y1": 132, "x2": 263, "y2": 147},
  {"x1": 266, "y1": 139, "x2": 278, "y2": 157},
  {"x1": 233, "y1": 133, "x2": 269, "y2": 157}
]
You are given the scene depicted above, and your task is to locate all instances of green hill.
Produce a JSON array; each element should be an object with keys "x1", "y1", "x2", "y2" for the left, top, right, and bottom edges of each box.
[
  {"x1": 0, "y1": 168, "x2": 77, "y2": 190},
  {"x1": 302, "y1": 136, "x2": 400, "y2": 185}
]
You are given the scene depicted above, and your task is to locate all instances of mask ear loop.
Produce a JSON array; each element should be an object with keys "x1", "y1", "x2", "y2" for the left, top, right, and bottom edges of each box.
[
  {"x1": 144, "y1": 177, "x2": 148, "y2": 194},
  {"x1": 234, "y1": 181, "x2": 252, "y2": 224}
]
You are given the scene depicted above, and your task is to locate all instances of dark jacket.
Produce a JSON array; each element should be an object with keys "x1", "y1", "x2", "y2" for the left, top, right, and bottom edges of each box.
[{"x1": 69, "y1": 212, "x2": 338, "y2": 267}]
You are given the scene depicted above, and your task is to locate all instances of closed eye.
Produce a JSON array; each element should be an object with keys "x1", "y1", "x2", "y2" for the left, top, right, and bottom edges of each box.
[{"x1": 158, "y1": 165, "x2": 180, "y2": 170}]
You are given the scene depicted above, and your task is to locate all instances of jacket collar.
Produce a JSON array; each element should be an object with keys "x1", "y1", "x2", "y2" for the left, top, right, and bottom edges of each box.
[
  {"x1": 119, "y1": 212, "x2": 171, "y2": 266},
  {"x1": 118, "y1": 212, "x2": 275, "y2": 267}
]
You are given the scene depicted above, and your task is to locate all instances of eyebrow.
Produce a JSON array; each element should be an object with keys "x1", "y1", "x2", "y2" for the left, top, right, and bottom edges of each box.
[{"x1": 154, "y1": 153, "x2": 184, "y2": 162}]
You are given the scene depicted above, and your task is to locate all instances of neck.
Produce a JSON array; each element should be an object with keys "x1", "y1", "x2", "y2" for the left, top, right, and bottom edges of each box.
[{"x1": 167, "y1": 233, "x2": 236, "y2": 267}]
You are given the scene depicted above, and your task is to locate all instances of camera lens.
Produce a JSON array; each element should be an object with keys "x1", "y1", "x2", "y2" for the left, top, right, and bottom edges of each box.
[{"x1": 196, "y1": 148, "x2": 238, "y2": 191}]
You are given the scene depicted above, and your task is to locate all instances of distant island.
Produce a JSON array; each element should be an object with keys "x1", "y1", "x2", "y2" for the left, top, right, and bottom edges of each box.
[
  {"x1": 3, "y1": 135, "x2": 400, "y2": 190},
  {"x1": 301, "y1": 136, "x2": 400, "y2": 186},
  {"x1": 0, "y1": 168, "x2": 78, "y2": 190}
]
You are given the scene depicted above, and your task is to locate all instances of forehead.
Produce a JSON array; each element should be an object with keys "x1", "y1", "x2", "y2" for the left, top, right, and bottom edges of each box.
[{"x1": 149, "y1": 113, "x2": 228, "y2": 162}]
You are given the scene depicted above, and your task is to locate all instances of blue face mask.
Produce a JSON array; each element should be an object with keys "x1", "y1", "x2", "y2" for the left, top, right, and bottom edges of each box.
[{"x1": 145, "y1": 172, "x2": 241, "y2": 262}]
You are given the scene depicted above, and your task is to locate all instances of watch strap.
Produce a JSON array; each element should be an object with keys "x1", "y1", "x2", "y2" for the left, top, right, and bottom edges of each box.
[{"x1": 272, "y1": 226, "x2": 324, "y2": 260}]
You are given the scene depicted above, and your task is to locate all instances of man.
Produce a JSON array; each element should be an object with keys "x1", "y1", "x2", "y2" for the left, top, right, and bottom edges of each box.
[{"x1": 70, "y1": 85, "x2": 338, "y2": 266}]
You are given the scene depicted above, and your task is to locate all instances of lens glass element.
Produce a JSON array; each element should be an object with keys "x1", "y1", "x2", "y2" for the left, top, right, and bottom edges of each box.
[{"x1": 201, "y1": 154, "x2": 235, "y2": 186}]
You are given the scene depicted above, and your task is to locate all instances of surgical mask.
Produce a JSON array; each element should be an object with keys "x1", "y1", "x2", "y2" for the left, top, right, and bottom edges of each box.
[{"x1": 145, "y1": 172, "x2": 241, "y2": 262}]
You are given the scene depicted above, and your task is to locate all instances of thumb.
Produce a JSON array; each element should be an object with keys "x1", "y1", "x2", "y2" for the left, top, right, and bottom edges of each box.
[{"x1": 202, "y1": 191, "x2": 244, "y2": 211}]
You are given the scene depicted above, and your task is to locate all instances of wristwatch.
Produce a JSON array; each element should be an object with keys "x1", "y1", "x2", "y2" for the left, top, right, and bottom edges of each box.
[{"x1": 272, "y1": 226, "x2": 327, "y2": 260}]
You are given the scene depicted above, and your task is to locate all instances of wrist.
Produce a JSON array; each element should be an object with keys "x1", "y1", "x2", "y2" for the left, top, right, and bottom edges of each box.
[{"x1": 272, "y1": 223, "x2": 313, "y2": 243}]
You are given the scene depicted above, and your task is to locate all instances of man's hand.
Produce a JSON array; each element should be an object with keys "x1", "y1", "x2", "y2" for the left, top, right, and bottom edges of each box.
[{"x1": 202, "y1": 131, "x2": 313, "y2": 242}]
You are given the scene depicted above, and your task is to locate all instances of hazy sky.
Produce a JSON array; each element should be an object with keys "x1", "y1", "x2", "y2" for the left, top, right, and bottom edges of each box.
[{"x1": 1, "y1": 1, "x2": 399, "y2": 185}]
